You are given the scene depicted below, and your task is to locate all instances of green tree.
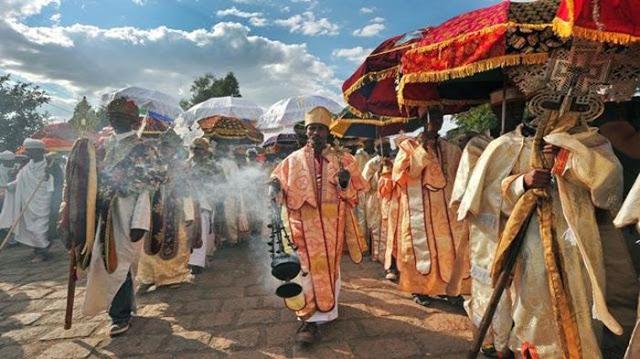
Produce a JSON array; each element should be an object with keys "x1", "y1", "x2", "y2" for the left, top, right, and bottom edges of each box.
[
  {"x1": 452, "y1": 104, "x2": 498, "y2": 134},
  {"x1": 181, "y1": 72, "x2": 242, "y2": 109},
  {"x1": 0, "y1": 74, "x2": 50, "y2": 151},
  {"x1": 94, "y1": 105, "x2": 110, "y2": 131},
  {"x1": 69, "y1": 96, "x2": 100, "y2": 131}
]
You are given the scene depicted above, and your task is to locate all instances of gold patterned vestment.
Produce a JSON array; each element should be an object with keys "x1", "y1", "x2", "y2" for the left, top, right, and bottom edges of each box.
[
  {"x1": 271, "y1": 144, "x2": 368, "y2": 319},
  {"x1": 462, "y1": 124, "x2": 623, "y2": 358},
  {"x1": 392, "y1": 138, "x2": 470, "y2": 296}
]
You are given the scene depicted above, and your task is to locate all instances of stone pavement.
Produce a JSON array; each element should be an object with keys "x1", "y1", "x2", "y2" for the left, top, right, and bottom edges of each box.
[{"x1": 0, "y1": 238, "x2": 476, "y2": 358}]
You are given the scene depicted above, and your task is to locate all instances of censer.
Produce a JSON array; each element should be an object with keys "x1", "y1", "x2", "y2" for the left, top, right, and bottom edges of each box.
[{"x1": 267, "y1": 200, "x2": 303, "y2": 298}]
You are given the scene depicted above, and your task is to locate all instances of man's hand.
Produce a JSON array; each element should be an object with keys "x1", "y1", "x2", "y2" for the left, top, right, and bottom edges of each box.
[
  {"x1": 523, "y1": 169, "x2": 552, "y2": 190},
  {"x1": 337, "y1": 168, "x2": 350, "y2": 189},
  {"x1": 268, "y1": 178, "x2": 281, "y2": 199},
  {"x1": 130, "y1": 229, "x2": 147, "y2": 242}
]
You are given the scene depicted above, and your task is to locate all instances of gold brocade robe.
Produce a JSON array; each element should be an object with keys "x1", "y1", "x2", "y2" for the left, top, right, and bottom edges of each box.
[
  {"x1": 137, "y1": 186, "x2": 195, "y2": 287},
  {"x1": 462, "y1": 126, "x2": 623, "y2": 358},
  {"x1": 451, "y1": 134, "x2": 513, "y2": 351},
  {"x1": 392, "y1": 138, "x2": 470, "y2": 296},
  {"x1": 272, "y1": 145, "x2": 368, "y2": 319}
]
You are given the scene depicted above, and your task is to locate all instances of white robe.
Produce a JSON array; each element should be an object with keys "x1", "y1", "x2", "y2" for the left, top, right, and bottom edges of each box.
[
  {"x1": 82, "y1": 191, "x2": 151, "y2": 316},
  {"x1": 0, "y1": 165, "x2": 10, "y2": 188},
  {"x1": 188, "y1": 208, "x2": 214, "y2": 268},
  {"x1": 6, "y1": 160, "x2": 53, "y2": 248}
]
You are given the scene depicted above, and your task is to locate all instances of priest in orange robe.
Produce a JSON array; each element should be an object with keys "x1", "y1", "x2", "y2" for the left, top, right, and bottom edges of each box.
[
  {"x1": 392, "y1": 109, "x2": 470, "y2": 306},
  {"x1": 271, "y1": 106, "x2": 368, "y2": 346}
]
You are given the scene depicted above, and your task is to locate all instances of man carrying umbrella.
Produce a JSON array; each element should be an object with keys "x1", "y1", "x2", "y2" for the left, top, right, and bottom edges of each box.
[
  {"x1": 270, "y1": 106, "x2": 368, "y2": 346},
  {"x1": 391, "y1": 108, "x2": 470, "y2": 306}
]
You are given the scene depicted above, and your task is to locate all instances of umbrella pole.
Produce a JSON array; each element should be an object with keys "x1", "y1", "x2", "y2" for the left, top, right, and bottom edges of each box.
[{"x1": 500, "y1": 87, "x2": 507, "y2": 135}]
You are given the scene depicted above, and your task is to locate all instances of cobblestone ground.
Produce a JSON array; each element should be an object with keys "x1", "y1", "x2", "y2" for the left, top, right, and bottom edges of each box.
[{"x1": 0, "y1": 238, "x2": 478, "y2": 358}]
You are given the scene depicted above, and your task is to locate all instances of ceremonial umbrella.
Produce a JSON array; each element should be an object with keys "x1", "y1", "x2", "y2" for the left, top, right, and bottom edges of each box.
[
  {"x1": 102, "y1": 86, "x2": 183, "y2": 123},
  {"x1": 198, "y1": 115, "x2": 263, "y2": 145},
  {"x1": 553, "y1": 0, "x2": 640, "y2": 44},
  {"x1": 178, "y1": 96, "x2": 263, "y2": 127},
  {"x1": 330, "y1": 107, "x2": 422, "y2": 139},
  {"x1": 398, "y1": 0, "x2": 566, "y2": 107},
  {"x1": 258, "y1": 95, "x2": 342, "y2": 134},
  {"x1": 31, "y1": 122, "x2": 97, "y2": 152},
  {"x1": 342, "y1": 27, "x2": 435, "y2": 118}
]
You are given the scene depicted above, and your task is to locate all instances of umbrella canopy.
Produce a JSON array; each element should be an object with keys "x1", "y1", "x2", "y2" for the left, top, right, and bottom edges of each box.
[
  {"x1": 259, "y1": 95, "x2": 342, "y2": 133},
  {"x1": 198, "y1": 115, "x2": 263, "y2": 145},
  {"x1": 179, "y1": 96, "x2": 263, "y2": 127},
  {"x1": 102, "y1": 86, "x2": 182, "y2": 123},
  {"x1": 342, "y1": 27, "x2": 435, "y2": 118},
  {"x1": 330, "y1": 107, "x2": 422, "y2": 139},
  {"x1": 553, "y1": 0, "x2": 640, "y2": 44},
  {"x1": 31, "y1": 122, "x2": 97, "y2": 152},
  {"x1": 399, "y1": 0, "x2": 566, "y2": 107},
  {"x1": 263, "y1": 133, "x2": 298, "y2": 147}
]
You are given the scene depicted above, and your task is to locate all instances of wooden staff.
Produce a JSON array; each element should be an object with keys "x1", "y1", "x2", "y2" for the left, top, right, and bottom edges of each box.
[
  {"x1": 0, "y1": 175, "x2": 48, "y2": 253},
  {"x1": 64, "y1": 240, "x2": 77, "y2": 329}
]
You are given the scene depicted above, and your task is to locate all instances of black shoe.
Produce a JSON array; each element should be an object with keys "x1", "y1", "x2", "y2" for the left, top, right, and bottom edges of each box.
[
  {"x1": 109, "y1": 322, "x2": 130, "y2": 337},
  {"x1": 295, "y1": 322, "x2": 319, "y2": 346},
  {"x1": 190, "y1": 266, "x2": 204, "y2": 275},
  {"x1": 412, "y1": 294, "x2": 432, "y2": 307}
]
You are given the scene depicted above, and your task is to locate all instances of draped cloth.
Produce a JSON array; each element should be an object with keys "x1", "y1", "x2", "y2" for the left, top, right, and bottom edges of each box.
[
  {"x1": 271, "y1": 144, "x2": 368, "y2": 319},
  {"x1": 4, "y1": 160, "x2": 54, "y2": 248},
  {"x1": 451, "y1": 134, "x2": 513, "y2": 351},
  {"x1": 392, "y1": 138, "x2": 470, "y2": 296},
  {"x1": 379, "y1": 163, "x2": 400, "y2": 271},
  {"x1": 469, "y1": 114, "x2": 623, "y2": 358},
  {"x1": 362, "y1": 155, "x2": 385, "y2": 262},
  {"x1": 218, "y1": 158, "x2": 250, "y2": 244},
  {"x1": 137, "y1": 184, "x2": 194, "y2": 287}
]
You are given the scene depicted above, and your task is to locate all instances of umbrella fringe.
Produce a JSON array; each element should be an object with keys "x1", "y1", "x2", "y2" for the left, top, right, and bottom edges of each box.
[
  {"x1": 397, "y1": 53, "x2": 548, "y2": 106},
  {"x1": 343, "y1": 67, "x2": 399, "y2": 106}
]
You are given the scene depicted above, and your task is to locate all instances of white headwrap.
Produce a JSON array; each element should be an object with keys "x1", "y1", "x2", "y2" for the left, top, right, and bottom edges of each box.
[
  {"x1": 0, "y1": 150, "x2": 15, "y2": 161},
  {"x1": 23, "y1": 138, "x2": 46, "y2": 150}
]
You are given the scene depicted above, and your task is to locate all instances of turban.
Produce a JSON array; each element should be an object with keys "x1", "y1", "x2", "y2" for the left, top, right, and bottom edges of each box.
[
  {"x1": 0, "y1": 150, "x2": 15, "y2": 161},
  {"x1": 23, "y1": 138, "x2": 46, "y2": 150},
  {"x1": 304, "y1": 106, "x2": 333, "y2": 128}
]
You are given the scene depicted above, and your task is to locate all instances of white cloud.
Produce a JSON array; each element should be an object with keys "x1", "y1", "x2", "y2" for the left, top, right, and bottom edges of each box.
[
  {"x1": 216, "y1": 7, "x2": 263, "y2": 18},
  {"x1": 1, "y1": 0, "x2": 61, "y2": 19},
  {"x1": 0, "y1": 15, "x2": 342, "y2": 117},
  {"x1": 49, "y1": 13, "x2": 61, "y2": 24},
  {"x1": 132, "y1": 0, "x2": 147, "y2": 5},
  {"x1": 360, "y1": 7, "x2": 375, "y2": 14},
  {"x1": 216, "y1": 7, "x2": 268, "y2": 27},
  {"x1": 275, "y1": 11, "x2": 338, "y2": 36},
  {"x1": 332, "y1": 47, "x2": 372, "y2": 63},
  {"x1": 371, "y1": 17, "x2": 384, "y2": 23},
  {"x1": 352, "y1": 23, "x2": 385, "y2": 37}
]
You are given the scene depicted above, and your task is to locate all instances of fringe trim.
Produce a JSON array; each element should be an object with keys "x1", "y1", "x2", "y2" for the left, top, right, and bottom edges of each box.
[
  {"x1": 397, "y1": 53, "x2": 548, "y2": 106},
  {"x1": 405, "y1": 22, "x2": 551, "y2": 57},
  {"x1": 330, "y1": 115, "x2": 414, "y2": 138},
  {"x1": 343, "y1": 66, "x2": 398, "y2": 106}
]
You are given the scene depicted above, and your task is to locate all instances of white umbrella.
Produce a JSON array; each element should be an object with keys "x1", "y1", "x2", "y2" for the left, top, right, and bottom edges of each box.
[
  {"x1": 102, "y1": 86, "x2": 183, "y2": 122},
  {"x1": 259, "y1": 95, "x2": 342, "y2": 133},
  {"x1": 178, "y1": 96, "x2": 263, "y2": 127}
]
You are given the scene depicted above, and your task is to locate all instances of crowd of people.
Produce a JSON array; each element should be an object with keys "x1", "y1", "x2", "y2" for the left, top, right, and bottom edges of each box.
[{"x1": 1, "y1": 90, "x2": 640, "y2": 358}]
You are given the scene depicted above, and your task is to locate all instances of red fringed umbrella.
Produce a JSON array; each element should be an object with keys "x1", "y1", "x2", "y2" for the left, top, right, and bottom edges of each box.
[
  {"x1": 31, "y1": 123, "x2": 97, "y2": 152},
  {"x1": 399, "y1": 0, "x2": 565, "y2": 107},
  {"x1": 553, "y1": 0, "x2": 640, "y2": 44},
  {"x1": 342, "y1": 27, "x2": 436, "y2": 118}
]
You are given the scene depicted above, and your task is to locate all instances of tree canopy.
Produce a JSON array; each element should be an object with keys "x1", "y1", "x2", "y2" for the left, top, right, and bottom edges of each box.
[
  {"x1": 69, "y1": 96, "x2": 101, "y2": 132},
  {"x1": 452, "y1": 104, "x2": 498, "y2": 135},
  {"x1": 180, "y1": 72, "x2": 241, "y2": 109},
  {"x1": 0, "y1": 75, "x2": 50, "y2": 151}
]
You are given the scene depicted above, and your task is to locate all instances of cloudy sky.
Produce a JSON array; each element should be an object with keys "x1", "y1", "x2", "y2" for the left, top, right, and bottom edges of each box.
[{"x1": 0, "y1": 0, "x2": 492, "y2": 120}]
